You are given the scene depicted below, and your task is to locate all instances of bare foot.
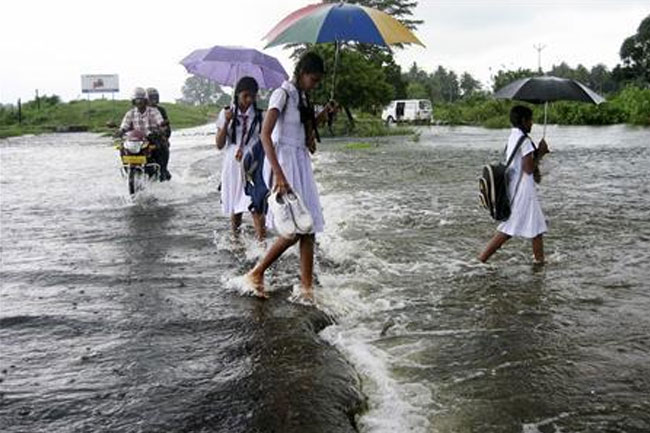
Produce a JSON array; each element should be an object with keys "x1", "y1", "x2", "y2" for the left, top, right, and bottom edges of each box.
[
  {"x1": 301, "y1": 287, "x2": 314, "y2": 301},
  {"x1": 288, "y1": 285, "x2": 315, "y2": 305},
  {"x1": 244, "y1": 271, "x2": 268, "y2": 299}
]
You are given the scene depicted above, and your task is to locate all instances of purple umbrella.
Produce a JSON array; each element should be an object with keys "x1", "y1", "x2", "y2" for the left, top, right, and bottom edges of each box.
[{"x1": 180, "y1": 46, "x2": 288, "y2": 90}]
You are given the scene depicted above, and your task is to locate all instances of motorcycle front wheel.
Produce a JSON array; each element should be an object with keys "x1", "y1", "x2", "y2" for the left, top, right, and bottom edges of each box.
[{"x1": 127, "y1": 168, "x2": 144, "y2": 196}]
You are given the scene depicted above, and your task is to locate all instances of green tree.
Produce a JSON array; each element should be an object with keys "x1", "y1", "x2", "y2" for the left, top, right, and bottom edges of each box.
[
  {"x1": 460, "y1": 72, "x2": 482, "y2": 98},
  {"x1": 179, "y1": 76, "x2": 226, "y2": 106},
  {"x1": 429, "y1": 66, "x2": 460, "y2": 102},
  {"x1": 405, "y1": 62, "x2": 429, "y2": 83},
  {"x1": 547, "y1": 62, "x2": 590, "y2": 83},
  {"x1": 357, "y1": 45, "x2": 408, "y2": 99},
  {"x1": 492, "y1": 68, "x2": 537, "y2": 92},
  {"x1": 618, "y1": 14, "x2": 650, "y2": 86},
  {"x1": 548, "y1": 62, "x2": 573, "y2": 79},
  {"x1": 588, "y1": 64, "x2": 617, "y2": 94},
  {"x1": 406, "y1": 81, "x2": 428, "y2": 99},
  {"x1": 308, "y1": 44, "x2": 395, "y2": 113}
]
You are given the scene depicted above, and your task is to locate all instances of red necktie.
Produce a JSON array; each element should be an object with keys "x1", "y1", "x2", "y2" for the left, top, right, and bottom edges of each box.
[{"x1": 240, "y1": 114, "x2": 248, "y2": 145}]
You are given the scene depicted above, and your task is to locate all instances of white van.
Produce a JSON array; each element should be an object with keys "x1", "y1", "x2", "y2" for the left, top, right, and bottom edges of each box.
[{"x1": 381, "y1": 99, "x2": 432, "y2": 124}]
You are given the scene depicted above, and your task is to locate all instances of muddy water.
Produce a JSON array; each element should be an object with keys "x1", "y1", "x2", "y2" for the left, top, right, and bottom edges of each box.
[
  {"x1": 1, "y1": 124, "x2": 649, "y2": 432},
  {"x1": 0, "y1": 128, "x2": 362, "y2": 433}
]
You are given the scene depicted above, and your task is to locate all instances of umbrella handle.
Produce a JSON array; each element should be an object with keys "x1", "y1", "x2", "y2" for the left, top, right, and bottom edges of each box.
[
  {"x1": 231, "y1": 64, "x2": 241, "y2": 105},
  {"x1": 330, "y1": 40, "x2": 341, "y2": 101},
  {"x1": 543, "y1": 101, "x2": 548, "y2": 138}
]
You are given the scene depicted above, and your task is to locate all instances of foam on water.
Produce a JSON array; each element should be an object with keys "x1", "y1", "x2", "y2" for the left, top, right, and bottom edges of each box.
[
  {"x1": 307, "y1": 127, "x2": 650, "y2": 431},
  {"x1": 314, "y1": 187, "x2": 437, "y2": 432},
  {"x1": 3, "y1": 125, "x2": 650, "y2": 432}
]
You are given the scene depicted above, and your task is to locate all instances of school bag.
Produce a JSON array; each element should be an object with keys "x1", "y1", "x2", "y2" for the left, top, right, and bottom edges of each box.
[
  {"x1": 243, "y1": 137, "x2": 269, "y2": 214},
  {"x1": 479, "y1": 134, "x2": 529, "y2": 221},
  {"x1": 241, "y1": 110, "x2": 268, "y2": 214}
]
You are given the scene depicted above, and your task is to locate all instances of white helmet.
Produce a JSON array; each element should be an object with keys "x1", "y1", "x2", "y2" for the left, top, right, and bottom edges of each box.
[
  {"x1": 146, "y1": 87, "x2": 159, "y2": 104},
  {"x1": 131, "y1": 87, "x2": 147, "y2": 101}
]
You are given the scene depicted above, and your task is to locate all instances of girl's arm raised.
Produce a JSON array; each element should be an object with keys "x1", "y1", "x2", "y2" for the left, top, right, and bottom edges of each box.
[
  {"x1": 215, "y1": 108, "x2": 232, "y2": 150},
  {"x1": 315, "y1": 100, "x2": 339, "y2": 125}
]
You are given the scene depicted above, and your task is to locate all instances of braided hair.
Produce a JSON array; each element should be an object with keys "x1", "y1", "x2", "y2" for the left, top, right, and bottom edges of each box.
[
  {"x1": 230, "y1": 76, "x2": 260, "y2": 144},
  {"x1": 292, "y1": 52, "x2": 325, "y2": 143}
]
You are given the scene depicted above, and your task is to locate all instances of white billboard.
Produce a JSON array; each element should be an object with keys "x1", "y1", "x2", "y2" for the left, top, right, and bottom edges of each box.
[{"x1": 81, "y1": 74, "x2": 119, "y2": 93}]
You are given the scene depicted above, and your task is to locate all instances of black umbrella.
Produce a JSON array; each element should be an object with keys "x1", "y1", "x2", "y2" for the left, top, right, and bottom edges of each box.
[{"x1": 494, "y1": 75, "x2": 605, "y2": 137}]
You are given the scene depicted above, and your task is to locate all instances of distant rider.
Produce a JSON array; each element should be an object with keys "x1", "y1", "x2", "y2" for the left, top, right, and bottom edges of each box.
[
  {"x1": 116, "y1": 87, "x2": 168, "y2": 180},
  {"x1": 146, "y1": 87, "x2": 172, "y2": 180}
]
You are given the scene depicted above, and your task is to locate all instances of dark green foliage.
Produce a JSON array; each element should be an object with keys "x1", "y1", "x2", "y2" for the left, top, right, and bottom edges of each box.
[
  {"x1": 491, "y1": 68, "x2": 537, "y2": 93},
  {"x1": 180, "y1": 76, "x2": 230, "y2": 106},
  {"x1": 611, "y1": 86, "x2": 650, "y2": 125},
  {"x1": 460, "y1": 73, "x2": 482, "y2": 98},
  {"x1": 403, "y1": 63, "x2": 467, "y2": 103},
  {"x1": 406, "y1": 81, "x2": 429, "y2": 99},
  {"x1": 324, "y1": 110, "x2": 413, "y2": 137},
  {"x1": 307, "y1": 44, "x2": 395, "y2": 113},
  {"x1": 619, "y1": 14, "x2": 650, "y2": 86},
  {"x1": 587, "y1": 64, "x2": 619, "y2": 94},
  {"x1": 431, "y1": 88, "x2": 650, "y2": 128}
]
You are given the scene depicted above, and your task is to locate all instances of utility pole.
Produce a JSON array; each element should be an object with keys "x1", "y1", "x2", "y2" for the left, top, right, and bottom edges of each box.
[
  {"x1": 534, "y1": 44, "x2": 546, "y2": 74},
  {"x1": 35, "y1": 89, "x2": 40, "y2": 110}
]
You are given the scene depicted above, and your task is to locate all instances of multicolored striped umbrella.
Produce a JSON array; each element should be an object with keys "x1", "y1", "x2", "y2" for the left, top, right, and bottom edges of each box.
[{"x1": 264, "y1": 2, "x2": 424, "y2": 48}]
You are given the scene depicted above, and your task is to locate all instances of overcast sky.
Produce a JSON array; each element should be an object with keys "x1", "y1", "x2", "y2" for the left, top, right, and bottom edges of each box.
[{"x1": 1, "y1": 1, "x2": 648, "y2": 104}]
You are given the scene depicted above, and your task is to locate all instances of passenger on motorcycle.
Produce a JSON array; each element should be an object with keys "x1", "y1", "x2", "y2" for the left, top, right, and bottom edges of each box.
[
  {"x1": 146, "y1": 87, "x2": 172, "y2": 181},
  {"x1": 146, "y1": 88, "x2": 171, "y2": 138}
]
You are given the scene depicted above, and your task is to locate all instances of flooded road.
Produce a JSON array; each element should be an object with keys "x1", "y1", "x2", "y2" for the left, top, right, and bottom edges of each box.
[{"x1": 1, "y1": 124, "x2": 649, "y2": 432}]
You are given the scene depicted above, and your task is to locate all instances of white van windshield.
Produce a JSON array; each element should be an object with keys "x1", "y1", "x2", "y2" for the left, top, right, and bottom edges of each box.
[{"x1": 419, "y1": 100, "x2": 432, "y2": 110}]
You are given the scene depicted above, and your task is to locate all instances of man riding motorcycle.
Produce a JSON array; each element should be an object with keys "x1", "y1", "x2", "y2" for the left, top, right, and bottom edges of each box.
[
  {"x1": 116, "y1": 87, "x2": 170, "y2": 180},
  {"x1": 146, "y1": 87, "x2": 172, "y2": 181}
]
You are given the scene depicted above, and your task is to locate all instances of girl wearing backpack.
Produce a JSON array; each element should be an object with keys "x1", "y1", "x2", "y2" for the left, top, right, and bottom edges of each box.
[
  {"x1": 216, "y1": 76, "x2": 266, "y2": 241},
  {"x1": 245, "y1": 52, "x2": 338, "y2": 300},
  {"x1": 479, "y1": 105, "x2": 549, "y2": 264}
]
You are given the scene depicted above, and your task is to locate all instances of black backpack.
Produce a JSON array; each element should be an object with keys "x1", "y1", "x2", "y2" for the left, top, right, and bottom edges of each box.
[{"x1": 479, "y1": 134, "x2": 528, "y2": 221}]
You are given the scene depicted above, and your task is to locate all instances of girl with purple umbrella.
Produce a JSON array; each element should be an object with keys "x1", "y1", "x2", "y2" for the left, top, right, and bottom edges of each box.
[{"x1": 216, "y1": 76, "x2": 266, "y2": 241}]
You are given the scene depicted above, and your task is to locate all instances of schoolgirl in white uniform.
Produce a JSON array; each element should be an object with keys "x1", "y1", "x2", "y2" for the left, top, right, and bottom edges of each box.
[
  {"x1": 216, "y1": 77, "x2": 265, "y2": 240},
  {"x1": 246, "y1": 52, "x2": 337, "y2": 300},
  {"x1": 480, "y1": 105, "x2": 550, "y2": 263}
]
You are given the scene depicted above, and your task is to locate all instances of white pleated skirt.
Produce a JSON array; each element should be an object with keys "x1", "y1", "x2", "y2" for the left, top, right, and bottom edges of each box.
[
  {"x1": 498, "y1": 174, "x2": 548, "y2": 238},
  {"x1": 220, "y1": 144, "x2": 251, "y2": 216},
  {"x1": 263, "y1": 142, "x2": 324, "y2": 234}
]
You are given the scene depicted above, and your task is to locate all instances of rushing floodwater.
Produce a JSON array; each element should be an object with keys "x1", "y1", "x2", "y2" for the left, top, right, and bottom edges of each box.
[{"x1": 1, "y1": 124, "x2": 649, "y2": 432}]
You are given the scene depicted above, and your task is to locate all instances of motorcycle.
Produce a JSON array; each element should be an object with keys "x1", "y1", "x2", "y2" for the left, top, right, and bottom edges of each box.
[{"x1": 115, "y1": 130, "x2": 161, "y2": 196}]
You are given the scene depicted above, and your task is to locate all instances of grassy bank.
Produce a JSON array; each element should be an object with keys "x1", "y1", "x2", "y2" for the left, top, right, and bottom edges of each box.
[
  {"x1": 432, "y1": 85, "x2": 650, "y2": 128},
  {"x1": 322, "y1": 111, "x2": 413, "y2": 138},
  {"x1": 0, "y1": 97, "x2": 412, "y2": 140},
  {"x1": 0, "y1": 98, "x2": 217, "y2": 139}
]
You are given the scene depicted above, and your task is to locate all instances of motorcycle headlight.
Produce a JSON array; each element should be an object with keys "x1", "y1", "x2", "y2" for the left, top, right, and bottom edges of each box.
[{"x1": 124, "y1": 140, "x2": 143, "y2": 153}]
